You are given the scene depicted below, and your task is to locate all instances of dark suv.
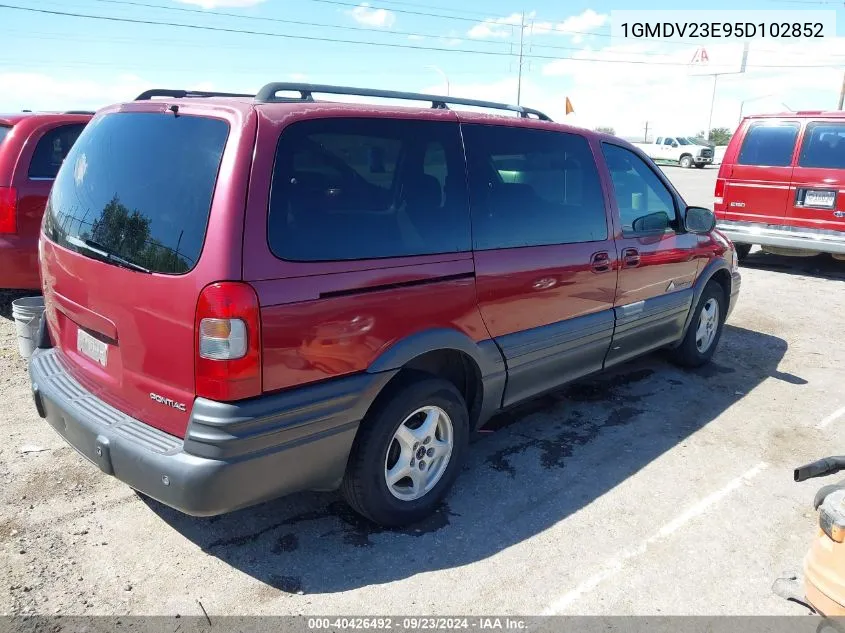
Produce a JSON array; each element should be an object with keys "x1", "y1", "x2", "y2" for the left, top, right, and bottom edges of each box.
[
  {"x1": 0, "y1": 111, "x2": 91, "y2": 289},
  {"x1": 29, "y1": 84, "x2": 741, "y2": 526}
]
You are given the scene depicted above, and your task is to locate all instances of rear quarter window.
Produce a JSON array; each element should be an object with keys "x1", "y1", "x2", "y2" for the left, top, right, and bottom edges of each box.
[
  {"x1": 737, "y1": 122, "x2": 800, "y2": 167},
  {"x1": 44, "y1": 112, "x2": 229, "y2": 274},
  {"x1": 0, "y1": 125, "x2": 10, "y2": 147},
  {"x1": 798, "y1": 122, "x2": 845, "y2": 169}
]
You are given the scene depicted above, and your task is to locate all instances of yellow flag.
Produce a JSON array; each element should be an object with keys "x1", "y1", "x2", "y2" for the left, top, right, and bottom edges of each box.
[{"x1": 565, "y1": 97, "x2": 574, "y2": 115}]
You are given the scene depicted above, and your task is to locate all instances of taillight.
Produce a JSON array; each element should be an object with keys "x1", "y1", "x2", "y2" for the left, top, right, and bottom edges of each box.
[
  {"x1": 714, "y1": 178, "x2": 726, "y2": 208},
  {"x1": 0, "y1": 186, "x2": 17, "y2": 234},
  {"x1": 195, "y1": 282, "x2": 261, "y2": 402}
]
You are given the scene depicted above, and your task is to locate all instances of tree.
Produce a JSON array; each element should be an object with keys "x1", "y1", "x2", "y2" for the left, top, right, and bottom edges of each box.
[
  {"x1": 696, "y1": 128, "x2": 733, "y2": 146},
  {"x1": 594, "y1": 126, "x2": 616, "y2": 136}
]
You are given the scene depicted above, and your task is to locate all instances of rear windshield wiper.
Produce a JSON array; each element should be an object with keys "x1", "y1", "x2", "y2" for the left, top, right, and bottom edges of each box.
[{"x1": 67, "y1": 236, "x2": 152, "y2": 274}]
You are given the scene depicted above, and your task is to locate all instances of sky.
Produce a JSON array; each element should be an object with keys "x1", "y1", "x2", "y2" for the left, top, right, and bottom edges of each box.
[{"x1": 1, "y1": 0, "x2": 844, "y2": 137}]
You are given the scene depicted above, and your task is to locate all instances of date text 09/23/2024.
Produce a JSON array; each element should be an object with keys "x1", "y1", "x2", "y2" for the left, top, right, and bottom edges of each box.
[{"x1": 307, "y1": 618, "x2": 527, "y2": 631}]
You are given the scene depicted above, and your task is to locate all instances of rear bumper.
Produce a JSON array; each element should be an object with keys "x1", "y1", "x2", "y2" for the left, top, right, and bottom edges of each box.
[
  {"x1": 0, "y1": 234, "x2": 40, "y2": 289},
  {"x1": 717, "y1": 219, "x2": 845, "y2": 256},
  {"x1": 30, "y1": 348, "x2": 394, "y2": 516}
]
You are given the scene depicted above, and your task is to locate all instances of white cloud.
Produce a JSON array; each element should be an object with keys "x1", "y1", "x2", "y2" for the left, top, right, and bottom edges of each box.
[
  {"x1": 347, "y1": 2, "x2": 396, "y2": 28},
  {"x1": 407, "y1": 34, "x2": 425, "y2": 41},
  {"x1": 467, "y1": 12, "x2": 526, "y2": 39},
  {"x1": 413, "y1": 37, "x2": 845, "y2": 141},
  {"x1": 289, "y1": 72, "x2": 308, "y2": 81},
  {"x1": 539, "y1": 38, "x2": 845, "y2": 136},
  {"x1": 173, "y1": 0, "x2": 266, "y2": 8},
  {"x1": 554, "y1": 9, "x2": 608, "y2": 40},
  {"x1": 0, "y1": 73, "x2": 228, "y2": 112},
  {"x1": 469, "y1": 9, "x2": 608, "y2": 42}
]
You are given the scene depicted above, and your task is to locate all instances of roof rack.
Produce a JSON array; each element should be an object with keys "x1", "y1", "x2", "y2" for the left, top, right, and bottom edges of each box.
[
  {"x1": 64, "y1": 110, "x2": 95, "y2": 115},
  {"x1": 134, "y1": 89, "x2": 254, "y2": 101},
  {"x1": 254, "y1": 82, "x2": 553, "y2": 121}
]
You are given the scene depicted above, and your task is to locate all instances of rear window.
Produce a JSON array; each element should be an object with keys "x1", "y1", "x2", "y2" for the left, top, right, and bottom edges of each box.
[
  {"x1": 737, "y1": 122, "x2": 800, "y2": 167},
  {"x1": 44, "y1": 112, "x2": 229, "y2": 274},
  {"x1": 268, "y1": 118, "x2": 471, "y2": 262},
  {"x1": 799, "y1": 122, "x2": 845, "y2": 169}
]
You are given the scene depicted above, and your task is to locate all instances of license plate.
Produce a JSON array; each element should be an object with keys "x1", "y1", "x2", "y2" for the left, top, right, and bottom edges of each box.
[
  {"x1": 804, "y1": 190, "x2": 837, "y2": 209},
  {"x1": 77, "y1": 328, "x2": 108, "y2": 367}
]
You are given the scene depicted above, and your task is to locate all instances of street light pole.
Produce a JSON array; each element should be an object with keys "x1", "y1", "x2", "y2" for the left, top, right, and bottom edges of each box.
[
  {"x1": 739, "y1": 93, "x2": 775, "y2": 123},
  {"x1": 426, "y1": 65, "x2": 450, "y2": 96},
  {"x1": 703, "y1": 41, "x2": 749, "y2": 141}
]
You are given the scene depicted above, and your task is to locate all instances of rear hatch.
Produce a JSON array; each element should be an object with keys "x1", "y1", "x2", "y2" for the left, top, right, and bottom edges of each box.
[
  {"x1": 787, "y1": 119, "x2": 845, "y2": 233},
  {"x1": 40, "y1": 104, "x2": 252, "y2": 437}
]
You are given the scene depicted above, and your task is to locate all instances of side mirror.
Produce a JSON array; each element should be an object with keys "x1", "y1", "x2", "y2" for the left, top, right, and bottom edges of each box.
[
  {"x1": 632, "y1": 211, "x2": 670, "y2": 233},
  {"x1": 672, "y1": 141, "x2": 679, "y2": 148},
  {"x1": 684, "y1": 206, "x2": 716, "y2": 234}
]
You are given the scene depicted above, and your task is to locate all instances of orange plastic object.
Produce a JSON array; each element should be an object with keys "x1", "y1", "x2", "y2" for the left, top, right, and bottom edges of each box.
[{"x1": 805, "y1": 490, "x2": 845, "y2": 616}]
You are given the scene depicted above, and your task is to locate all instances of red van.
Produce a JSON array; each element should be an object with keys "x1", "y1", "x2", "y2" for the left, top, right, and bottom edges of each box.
[
  {"x1": 29, "y1": 84, "x2": 740, "y2": 526},
  {"x1": 715, "y1": 111, "x2": 845, "y2": 261},
  {"x1": 0, "y1": 112, "x2": 92, "y2": 289}
]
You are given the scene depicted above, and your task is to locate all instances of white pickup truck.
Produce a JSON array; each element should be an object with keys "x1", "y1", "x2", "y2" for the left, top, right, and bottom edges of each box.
[{"x1": 632, "y1": 136, "x2": 714, "y2": 169}]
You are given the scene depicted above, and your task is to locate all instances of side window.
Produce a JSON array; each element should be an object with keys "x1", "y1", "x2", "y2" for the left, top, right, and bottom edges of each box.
[
  {"x1": 656, "y1": 137, "x2": 663, "y2": 145},
  {"x1": 268, "y1": 118, "x2": 471, "y2": 262},
  {"x1": 798, "y1": 122, "x2": 845, "y2": 169},
  {"x1": 28, "y1": 124, "x2": 85, "y2": 179},
  {"x1": 602, "y1": 143, "x2": 678, "y2": 235},
  {"x1": 663, "y1": 138, "x2": 674, "y2": 146},
  {"x1": 462, "y1": 124, "x2": 607, "y2": 250},
  {"x1": 737, "y1": 122, "x2": 800, "y2": 167}
]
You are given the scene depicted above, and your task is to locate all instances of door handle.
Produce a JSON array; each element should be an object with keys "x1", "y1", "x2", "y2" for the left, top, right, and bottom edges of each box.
[
  {"x1": 622, "y1": 247, "x2": 641, "y2": 268},
  {"x1": 590, "y1": 251, "x2": 611, "y2": 273}
]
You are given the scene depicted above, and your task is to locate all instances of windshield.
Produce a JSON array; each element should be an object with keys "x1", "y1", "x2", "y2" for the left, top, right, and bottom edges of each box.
[
  {"x1": 676, "y1": 138, "x2": 692, "y2": 145},
  {"x1": 43, "y1": 112, "x2": 229, "y2": 274}
]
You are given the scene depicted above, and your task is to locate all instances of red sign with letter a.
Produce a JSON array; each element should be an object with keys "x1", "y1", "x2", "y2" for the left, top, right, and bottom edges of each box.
[{"x1": 690, "y1": 47, "x2": 710, "y2": 64}]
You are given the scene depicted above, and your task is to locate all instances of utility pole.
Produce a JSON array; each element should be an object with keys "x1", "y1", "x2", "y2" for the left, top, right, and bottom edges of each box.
[
  {"x1": 516, "y1": 10, "x2": 526, "y2": 106},
  {"x1": 643, "y1": 121, "x2": 650, "y2": 142},
  {"x1": 838, "y1": 70, "x2": 845, "y2": 110}
]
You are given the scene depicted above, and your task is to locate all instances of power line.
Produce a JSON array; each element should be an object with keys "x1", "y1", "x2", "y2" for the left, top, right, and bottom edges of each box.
[
  {"x1": 86, "y1": 0, "x2": 509, "y2": 48},
  {"x1": 80, "y1": 0, "x2": 845, "y2": 57},
  {"x1": 1, "y1": 4, "x2": 843, "y2": 69}
]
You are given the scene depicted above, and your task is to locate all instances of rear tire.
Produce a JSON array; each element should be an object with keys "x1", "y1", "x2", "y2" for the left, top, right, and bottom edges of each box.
[
  {"x1": 735, "y1": 243, "x2": 752, "y2": 260},
  {"x1": 679, "y1": 154, "x2": 693, "y2": 168},
  {"x1": 671, "y1": 281, "x2": 726, "y2": 368},
  {"x1": 341, "y1": 376, "x2": 469, "y2": 527}
]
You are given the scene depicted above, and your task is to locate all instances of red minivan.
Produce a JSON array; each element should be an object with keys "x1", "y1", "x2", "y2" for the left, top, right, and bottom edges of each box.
[
  {"x1": 715, "y1": 111, "x2": 845, "y2": 260},
  {"x1": 0, "y1": 112, "x2": 92, "y2": 289},
  {"x1": 29, "y1": 84, "x2": 740, "y2": 526}
]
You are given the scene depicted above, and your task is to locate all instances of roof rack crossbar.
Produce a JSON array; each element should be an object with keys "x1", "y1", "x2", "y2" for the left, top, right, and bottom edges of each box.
[
  {"x1": 64, "y1": 110, "x2": 95, "y2": 115},
  {"x1": 254, "y1": 83, "x2": 552, "y2": 121},
  {"x1": 134, "y1": 89, "x2": 254, "y2": 101}
]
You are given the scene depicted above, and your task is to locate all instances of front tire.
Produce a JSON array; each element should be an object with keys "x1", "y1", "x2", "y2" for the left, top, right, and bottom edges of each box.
[
  {"x1": 671, "y1": 281, "x2": 726, "y2": 368},
  {"x1": 679, "y1": 154, "x2": 693, "y2": 168},
  {"x1": 341, "y1": 376, "x2": 469, "y2": 527},
  {"x1": 694, "y1": 162, "x2": 706, "y2": 169}
]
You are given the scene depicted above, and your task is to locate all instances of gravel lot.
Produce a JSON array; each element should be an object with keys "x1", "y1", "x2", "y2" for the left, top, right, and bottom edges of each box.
[{"x1": 2, "y1": 166, "x2": 845, "y2": 617}]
